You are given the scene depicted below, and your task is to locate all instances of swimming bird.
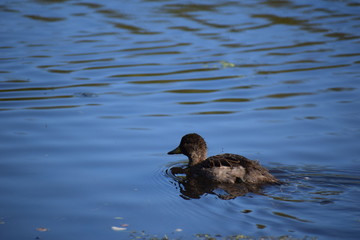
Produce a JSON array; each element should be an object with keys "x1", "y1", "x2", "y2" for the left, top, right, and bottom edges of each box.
[{"x1": 168, "y1": 133, "x2": 279, "y2": 185}]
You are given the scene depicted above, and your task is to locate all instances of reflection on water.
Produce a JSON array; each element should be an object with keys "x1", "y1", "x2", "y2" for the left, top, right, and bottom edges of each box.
[
  {"x1": 1, "y1": 0, "x2": 360, "y2": 239},
  {"x1": 166, "y1": 163, "x2": 271, "y2": 200},
  {"x1": 165, "y1": 161, "x2": 360, "y2": 204},
  {"x1": 161, "y1": 161, "x2": 360, "y2": 239}
]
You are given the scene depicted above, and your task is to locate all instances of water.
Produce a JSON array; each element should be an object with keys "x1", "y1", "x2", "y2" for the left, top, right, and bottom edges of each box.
[{"x1": 1, "y1": 0, "x2": 360, "y2": 239}]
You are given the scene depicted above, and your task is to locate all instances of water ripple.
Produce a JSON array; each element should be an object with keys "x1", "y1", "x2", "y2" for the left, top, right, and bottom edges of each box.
[{"x1": 1, "y1": 0, "x2": 360, "y2": 238}]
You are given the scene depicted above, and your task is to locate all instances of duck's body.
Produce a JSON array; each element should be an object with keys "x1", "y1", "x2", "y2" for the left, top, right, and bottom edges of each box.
[{"x1": 168, "y1": 133, "x2": 278, "y2": 185}]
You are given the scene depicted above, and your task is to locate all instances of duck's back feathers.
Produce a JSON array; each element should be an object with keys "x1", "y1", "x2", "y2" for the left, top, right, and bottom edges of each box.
[
  {"x1": 192, "y1": 153, "x2": 278, "y2": 184},
  {"x1": 200, "y1": 153, "x2": 253, "y2": 168}
]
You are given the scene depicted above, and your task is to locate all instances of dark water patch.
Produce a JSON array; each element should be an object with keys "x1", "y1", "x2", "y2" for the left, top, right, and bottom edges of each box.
[
  {"x1": 24, "y1": 15, "x2": 65, "y2": 22},
  {"x1": 178, "y1": 101, "x2": 206, "y2": 105},
  {"x1": 73, "y1": 92, "x2": 98, "y2": 98},
  {"x1": 331, "y1": 52, "x2": 360, "y2": 58},
  {"x1": 285, "y1": 60, "x2": 319, "y2": 64},
  {"x1": 261, "y1": 0, "x2": 310, "y2": 9},
  {"x1": 74, "y1": 39, "x2": 102, "y2": 43},
  {"x1": 273, "y1": 211, "x2": 312, "y2": 223},
  {"x1": 1, "y1": 79, "x2": 30, "y2": 83},
  {"x1": 99, "y1": 115, "x2": 124, "y2": 119},
  {"x1": 169, "y1": 26, "x2": 201, "y2": 32},
  {"x1": 322, "y1": 87, "x2": 356, "y2": 92},
  {"x1": 0, "y1": 5, "x2": 19, "y2": 13},
  {"x1": 108, "y1": 21, "x2": 159, "y2": 34},
  {"x1": 128, "y1": 75, "x2": 241, "y2": 84},
  {"x1": 231, "y1": 84, "x2": 262, "y2": 90},
  {"x1": 0, "y1": 83, "x2": 110, "y2": 92},
  {"x1": 324, "y1": 32, "x2": 359, "y2": 41},
  {"x1": 25, "y1": 104, "x2": 82, "y2": 110},
  {"x1": 37, "y1": 64, "x2": 61, "y2": 69},
  {"x1": 67, "y1": 58, "x2": 114, "y2": 64},
  {"x1": 230, "y1": 23, "x2": 273, "y2": 33},
  {"x1": 264, "y1": 92, "x2": 314, "y2": 99},
  {"x1": 63, "y1": 51, "x2": 111, "y2": 57},
  {"x1": 237, "y1": 63, "x2": 275, "y2": 68},
  {"x1": 47, "y1": 69, "x2": 75, "y2": 74},
  {"x1": 178, "y1": 98, "x2": 252, "y2": 105},
  {"x1": 111, "y1": 67, "x2": 218, "y2": 78},
  {"x1": 28, "y1": 55, "x2": 51, "y2": 58},
  {"x1": 161, "y1": 3, "x2": 218, "y2": 15},
  {"x1": 0, "y1": 95, "x2": 73, "y2": 102},
  {"x1": 255, "y1": 105, "x2": 297, "y2": 110},
  {"x1": 242, "y1": 41, "x2": 326, "y2": 53},
  {"x1": 96, "y1": 9, "x2": 129, "y2": 20},
  {"x1": 143, "y1": 114, "x2": 170, "y2": 117},
  {"x1": 191, "y1": 111, "x2": 237, "y2": 115},
  {"x1": 252, "y1": 14, "x2": 309, "y2": 26},
  {"x1": 301, "y1": 116, "x2": 323, "y2": 120},
  {"x1": 73, "y1": 2, "x2": 102, "y2": 9},
  {"x1": 70, "y1": 32, "x2": 119, "y2": 38},
  {"x1": 257, "y1": 64, "x2": 350, "y2": 74},
  {"x1": 84, "y1": 62, "x2": 159, "y2": 71},
  {"x1": 121, "y1": 42, "x2": 190, "y2": 52},
  {"x1": 166, "y1": 89, "x2": 218, "y2": 94},
  {"x1": 213, "y1": 98, "x2": 252, "y2": 103},
  {"x1": 128, "y1": 50, "x2": 182, "y2": 57}
]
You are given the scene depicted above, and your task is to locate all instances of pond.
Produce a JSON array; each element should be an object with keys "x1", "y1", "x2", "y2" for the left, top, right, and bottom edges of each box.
[{"x1": 1, "y1": 0, "x2": 360, "y2": 239}]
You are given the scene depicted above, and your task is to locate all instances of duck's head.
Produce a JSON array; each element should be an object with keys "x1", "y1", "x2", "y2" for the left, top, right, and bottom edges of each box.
[{"x1": 168, "y1": 133, "x2": 207, "y2": 166}]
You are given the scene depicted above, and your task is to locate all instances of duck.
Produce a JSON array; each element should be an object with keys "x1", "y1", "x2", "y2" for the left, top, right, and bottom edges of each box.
[{"x1": 168, "y1": 133, "x2": 279, "y2": 185}]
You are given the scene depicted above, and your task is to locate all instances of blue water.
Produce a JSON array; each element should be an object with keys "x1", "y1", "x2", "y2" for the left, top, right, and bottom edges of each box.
[{"x1": 1, "y1": 0, "x2": 360, "y2": 239}]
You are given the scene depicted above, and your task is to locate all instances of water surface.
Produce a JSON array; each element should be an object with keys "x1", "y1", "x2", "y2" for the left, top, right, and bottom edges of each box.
[{"x1": 1, "y1": 0, "x2": 360, "y2": 239}]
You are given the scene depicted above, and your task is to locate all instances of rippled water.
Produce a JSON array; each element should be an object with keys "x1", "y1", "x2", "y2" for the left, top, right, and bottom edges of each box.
[{"x1": 1, "y1": 0, "x2": 360, "y2": 239}]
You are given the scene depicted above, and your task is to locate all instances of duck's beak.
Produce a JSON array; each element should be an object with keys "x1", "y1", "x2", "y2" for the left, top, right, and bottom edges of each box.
[{"x1": 168, "y1": 146, "x2": 182, "y2": 155}]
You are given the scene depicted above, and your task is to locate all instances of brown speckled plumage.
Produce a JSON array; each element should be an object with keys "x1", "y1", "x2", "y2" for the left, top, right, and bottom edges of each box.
[{"x1": 168, "y1": 133, "x2": 278, "y2": 185}]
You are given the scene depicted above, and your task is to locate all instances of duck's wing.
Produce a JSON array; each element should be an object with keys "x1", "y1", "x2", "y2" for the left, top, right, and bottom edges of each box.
[
  {"x1": 200, "y1": 153, "x2": 255, "y2": 169},
  {"x1": 200, "y1": 153, "x2": 279, "y2": 184}
]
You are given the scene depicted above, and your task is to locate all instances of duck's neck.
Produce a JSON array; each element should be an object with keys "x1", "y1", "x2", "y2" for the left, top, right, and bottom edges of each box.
[{"x1": 188, "y1": 151, "x2": 207, "y2": 166}]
